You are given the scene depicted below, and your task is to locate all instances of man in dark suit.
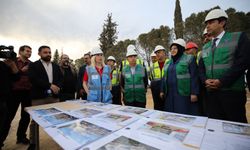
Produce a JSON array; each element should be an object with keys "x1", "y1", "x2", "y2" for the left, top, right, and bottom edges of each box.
[
  {"x1": 27, "y1": 45, "x2": 62, "y2": 150},
  {"x1": 199, "y1": 9, "x2": 250, "y2": 123}
]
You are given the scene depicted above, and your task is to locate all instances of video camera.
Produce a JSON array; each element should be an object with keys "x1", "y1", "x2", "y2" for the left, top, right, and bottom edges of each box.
[{"x1": 0, "y1": 45, "x2": 17, "y2": 60}]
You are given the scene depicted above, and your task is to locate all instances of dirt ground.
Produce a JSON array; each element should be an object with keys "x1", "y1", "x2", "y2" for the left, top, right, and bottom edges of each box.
[{"x1": 2, "y1": 90, "x2": 250, "y2": 150}]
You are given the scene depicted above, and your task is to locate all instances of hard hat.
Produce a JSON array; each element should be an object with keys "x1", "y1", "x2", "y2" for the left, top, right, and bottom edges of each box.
[
  {"x1": 186, "y1": 42, "x2": 198, "y2": 49},
  {"x1": 107, "y1": 56, "x2": 116, "y2": 61},
  {"x1": 90, "y1": 48, "x2": 103, "y2": 56},
  {"x1": 203, "y1": 28, "x2": 208, "y2": 35},
  {"x1": 150, "y1": 52, "x2": 156, "y2": 57},
  {"x1": 126, "y1": 48, "x2": 137, "y2": 57},
  {"x1": 127, "y1": 44, "x2": 136, "y2": 52},
  {"x1": 170, "y1": 38, "x2": 186, "y2": 48},
  {"x1": 205, "y1": 9, "x2": 228, "y2": 23},
  {"x1": 154, "y1": 45, "x2": 166, "y2": 53}
]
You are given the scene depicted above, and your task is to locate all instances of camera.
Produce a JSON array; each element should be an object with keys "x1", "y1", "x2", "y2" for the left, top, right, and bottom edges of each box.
[{"x1": 0, "y1": 45, "x2": 17, "y2": 60}]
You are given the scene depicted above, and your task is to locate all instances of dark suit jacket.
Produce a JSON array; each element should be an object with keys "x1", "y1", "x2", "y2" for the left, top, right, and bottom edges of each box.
[{"x1": 28, "y1": 60, "x2": 63, "y2": 99}]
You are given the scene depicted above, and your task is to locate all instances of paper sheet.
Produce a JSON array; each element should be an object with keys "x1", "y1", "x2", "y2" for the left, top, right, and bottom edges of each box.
[
  {"x1": 201, "y1": 130, "x2": 250, "y2": 150},
  {"x1": 45, "y1": 119, "x2": 115, "y2": 150},
  {"x1": 113, "y1": 106, "x2": 154, "y2": 117},
  {"x1": 122, "y1": 118, "x2": 204, "y2": 149},
  {"x1": 90, "y1": 111, "x2": 140, "y2": 130},
  {"x1": 70, "y1": 107, "x2": 105, "y2": 118},
  {"x1": 33, "y1": 112, "x2": 79, "y2": 128},
  {"x1": 81, "y1": 130, "x2": 163, "y2": 150},
  {"x1": 148, "y1": 111, "x2": 208, "y2": 128},
  {"x1": 206, "y1": 119, "x2": 250, "y2": 137},
  {"x1": 27, "y1": 107, "x2": 63, "y2": 118}
]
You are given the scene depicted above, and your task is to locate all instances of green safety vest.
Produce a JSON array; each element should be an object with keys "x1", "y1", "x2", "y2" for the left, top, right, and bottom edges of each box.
[
  {"x1": 150, "y1": 59, "x2": 169, "y2": 81},
  {"x1": 122, "y1": 64, "x2": 146, "y2": 103},
  {"x1": 163, "y1": 54, "x2": 193, "y2": 96},
  {"x1": 202, "y1": 32, "x2": 244, "y2": 91},
  {"x1": 111, "y1": 68, "x2": 119, "y2": 86}
]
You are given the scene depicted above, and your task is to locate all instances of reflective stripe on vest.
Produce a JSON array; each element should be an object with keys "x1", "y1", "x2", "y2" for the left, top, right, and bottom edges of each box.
[
  {"x1": 88, "y1": 68, "x2": 110, "y2": 91},
  {"x1": 163, "y1": 54, "x2": 193, "y2": 96},
  {"x1": 202, "y1": 32, "x2": 244, "y2": 91},
  {"x1": 122, "y1": 64, "x2": 146, "y2": 103},
  {"x1": 87, "y1": 65, "x2": 112, "y2": 103}
]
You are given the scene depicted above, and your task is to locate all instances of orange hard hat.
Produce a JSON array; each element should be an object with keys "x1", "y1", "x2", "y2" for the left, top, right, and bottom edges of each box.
[{"x1": 186, "y1": 42, "x2": 198, "y2": 49}]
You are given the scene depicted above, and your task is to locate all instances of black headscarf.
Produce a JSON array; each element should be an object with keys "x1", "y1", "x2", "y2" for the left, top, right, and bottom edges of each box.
[{"x1": 170, "y1": 44, "x2": 185, "y2": 63}]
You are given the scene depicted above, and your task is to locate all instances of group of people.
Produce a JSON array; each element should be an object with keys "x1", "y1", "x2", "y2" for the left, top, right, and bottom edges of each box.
[
  {"x1": 81, "y1": 9, "x2": 250, "y2": 124},
  {"x1": 0, "y1": 45, "x2": 75, "y2": 150},
  {"x1": 0, "y1": 8, "x2": 249, "y2": 150}
]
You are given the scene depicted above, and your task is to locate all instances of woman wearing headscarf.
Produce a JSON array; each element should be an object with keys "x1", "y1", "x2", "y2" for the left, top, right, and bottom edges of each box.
[
  {"x1": 83, "y1": 48, "x2": 112, "y2": 103},
  {"x1": 160, "y1": 39, "x2": 199, "y2": 115}
]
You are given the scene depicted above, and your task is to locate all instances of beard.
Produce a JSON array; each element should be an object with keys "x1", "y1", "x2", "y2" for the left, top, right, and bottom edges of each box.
[
  {"x1": 41, "y1": 56, "x2": 51, "y2": 62},
  {"x1": 63, "y1": 61, "x2": 69, "y2": 66}
]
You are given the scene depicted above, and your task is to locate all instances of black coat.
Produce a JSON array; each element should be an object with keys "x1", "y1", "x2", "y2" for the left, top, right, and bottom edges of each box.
[
  {"x1": 28, "y1": 60, "x2": 63, "y2": 99},
  {"x1": 0, "y1": 61, "x2": 20, "y2": 101}
]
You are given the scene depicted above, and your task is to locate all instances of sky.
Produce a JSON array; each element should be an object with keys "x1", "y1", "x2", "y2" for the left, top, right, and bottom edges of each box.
[{"x1": 0, "y1": 0, "x2": 249, "y2": 61}]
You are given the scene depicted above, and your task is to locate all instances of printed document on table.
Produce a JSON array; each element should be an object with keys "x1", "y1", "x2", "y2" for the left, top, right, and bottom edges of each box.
[
  {"x1": 70, "y1": 107, "x2": 105, "y2": 118},
  {"x1": 121, "y1": 118, "x2": 205, "y2": 149},
  {"x1": 80, "y1": 129, "x2": 163, "y2": 150},
  {"x1": 28, "y1": 107, "x2": 63, "y2": 118},
  {"x1": 90, "y1": 110, "x2": 140, "y2": 131},
  {"x1": 112, "y1": 105, "x2": 154, "y2": 117},
  {"x1": 206, "y1": 119, "x2": 250, "y2": 137},
  {"x1": 148, "y1": 111, "x2": 208, "y2": 128},
  {"x1": 45, "y1": 118, "x2": 115, "y2": 150},
  {"x1": 201, "y1": 129, "x2": 250, "y2": 150},
  {"x1": 34, "y1": 112, "x2": 79, "y2": 128}
]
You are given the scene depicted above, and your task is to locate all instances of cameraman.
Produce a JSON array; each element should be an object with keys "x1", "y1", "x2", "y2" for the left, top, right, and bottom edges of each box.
[
  {"x1": 0, "y1": 58, "x2": 19, "y2": 149},
  {"x1": 0, "y1": 45, "x2": 32, "y2": 147}
]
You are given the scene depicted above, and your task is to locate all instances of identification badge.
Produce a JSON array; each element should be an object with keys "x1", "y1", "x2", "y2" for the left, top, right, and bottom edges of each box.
[{"x1": 92, "y1": 75, "x2": 99, "y2": 80}]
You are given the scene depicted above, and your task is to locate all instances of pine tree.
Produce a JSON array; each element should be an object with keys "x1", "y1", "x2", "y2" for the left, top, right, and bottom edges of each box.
[
  {"x1": 174, "y1": 0, "x2": 184, "y2": 39},
  {"x1": 98, "y1": 13, "x2": 118, "y2": 56},
  {"x1": 52, "y1": 49, "x2": 60, "y2": 64}
]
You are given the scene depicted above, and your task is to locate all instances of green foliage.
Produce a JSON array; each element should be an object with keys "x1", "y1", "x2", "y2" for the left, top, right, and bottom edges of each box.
[
  {"x1": 174, "y1": 0, "x2": 184, "y2": 38},
  {"x1": 183, "y1": 6, "x2": 250, "y2": 49},
  {"x1": 138, "y1": 25, "x2": 171, "y2": 52},
  {"x1": 226, "y1": 8, "x2": 250, "y2": 37},
  {"x1": 137, "y1": 25, "x2": 172, "y2": 66},
  {"x1": 74, "y1": 57, "x2": 84, "y2": 71},
  {"x1": 106, "y1": 39, "x2": 136, "y2": 64},
  {"x1": 99, "y1": 13, "x2": 118, "y2": 56},
  {"x1": 52, "y1": 49, "x2": 60, "y2": 64}
]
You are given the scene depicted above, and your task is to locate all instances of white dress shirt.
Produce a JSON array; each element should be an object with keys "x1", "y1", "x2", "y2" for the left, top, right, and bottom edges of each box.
[
  {"x1": 213, "y1": 30, "x2": 225, "y2": 47},
  {"x1": 40, "y1": 59, "x2": 53, "y2": 83}
]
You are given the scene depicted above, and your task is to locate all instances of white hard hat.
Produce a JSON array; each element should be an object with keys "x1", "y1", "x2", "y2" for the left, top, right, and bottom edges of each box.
[
  {"x1": 91, "y1": 48, "x2": 103, "y2": 56},
  {"x1": 203, "y1": 28, "x2": 208, "y2": 35},
  {"x1": 171, "y1": 38, "x2": 186, "y2": 48},
  {"x1": 107, "y1": 56, "x2": 116, "y2": 61},
  {"x1": 127, "y1": 44, "x2": 136, "y2": 52},
  {"x1": 205, "y1": 9, "x2": 228, "y2": 22},
  {"x1": 150, "y1": 52, "x2": 156, "y2": 57},
  {"x1": 126, "y1": 48, "x2": 137, "y2": 57},
  {"x1": 154, "y1": 45, "x2": 165, "y2": 53}
]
